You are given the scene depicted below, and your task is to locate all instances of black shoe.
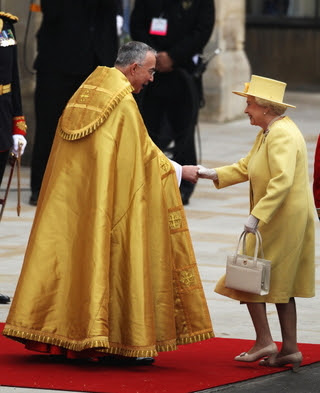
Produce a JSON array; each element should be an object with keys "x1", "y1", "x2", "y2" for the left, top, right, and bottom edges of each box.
[
  {"x1": 99, "y1": 355, "x2": 155, "y2": 366},
  {"x1": 29, "y1": 191, "x2": 39, "y2": 206},
  {"x1": 134, "y1": 357, "x2": 155, "y2": 365},
  {"x1": 0, "y1": 293, "x2": 10, "y2": 304}
]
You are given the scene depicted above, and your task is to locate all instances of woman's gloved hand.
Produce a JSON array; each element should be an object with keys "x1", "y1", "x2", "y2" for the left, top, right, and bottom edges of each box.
[
  {"x1": 197, "y1": 165, "x2": 218, "y2": 181},
  {"x1": 244, "y1": 214, "x2": 259, "y2": 233}
]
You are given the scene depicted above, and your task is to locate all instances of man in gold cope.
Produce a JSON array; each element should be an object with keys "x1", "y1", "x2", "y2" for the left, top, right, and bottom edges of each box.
[{"x1": 3, "y1": 41, "x2": 214, "y2": 364}]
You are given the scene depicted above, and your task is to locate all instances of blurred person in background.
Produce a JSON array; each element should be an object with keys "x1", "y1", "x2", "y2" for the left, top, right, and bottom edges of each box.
[
  {"x1": 29, "y1": 0, "x2": 123, "y2": 206},
  {"x1": 130, "y1": 0, "x2": 215, "y2": 205}
]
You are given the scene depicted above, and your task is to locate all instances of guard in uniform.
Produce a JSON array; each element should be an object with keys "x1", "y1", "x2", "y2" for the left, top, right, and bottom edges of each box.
[{"x1": 0, "y1": 12, "x2": 27, "y2": 304}]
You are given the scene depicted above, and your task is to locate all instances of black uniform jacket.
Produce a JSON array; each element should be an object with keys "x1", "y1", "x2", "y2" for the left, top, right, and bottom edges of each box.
[
  {"x1": 0, "y1": 12, "x2": 23, "y2": 151},
  {"x1": 34, "y1": 0, "x2": 121, "y2": 75},
  {"x1": 130, "y1": 0, "x2": 215, "y2": 73}
]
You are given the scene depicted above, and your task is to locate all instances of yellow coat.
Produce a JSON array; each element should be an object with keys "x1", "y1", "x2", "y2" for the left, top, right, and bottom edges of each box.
[
  {"x1": 3, "y1": 67, "x2": 213, "y2": 356},
  {"x1": 215, "y1": 116, "x2": 315, "y2": 303}
]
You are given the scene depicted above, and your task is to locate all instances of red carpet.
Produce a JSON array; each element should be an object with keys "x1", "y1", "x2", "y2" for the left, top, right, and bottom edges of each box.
[{"x1": 1, "y1": 324, "x2": 320, "y2": 393}]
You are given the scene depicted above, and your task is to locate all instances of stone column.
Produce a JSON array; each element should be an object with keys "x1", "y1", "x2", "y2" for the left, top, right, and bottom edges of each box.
[{"x1": 200, "y1": 0, "x2": 251, "y2": 122}]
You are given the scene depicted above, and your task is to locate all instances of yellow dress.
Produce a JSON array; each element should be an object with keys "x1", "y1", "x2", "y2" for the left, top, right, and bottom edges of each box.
[
  {"x1": 3, "y1": 67, "x2": 213, "y2": 357},
  {"x1": 215, "y1": 117, "x2": 315, "y2": 303}
]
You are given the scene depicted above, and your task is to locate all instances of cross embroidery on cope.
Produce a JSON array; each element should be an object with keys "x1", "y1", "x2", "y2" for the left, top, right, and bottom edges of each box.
[
  {"x1": 79, "y1": 89, "x2": 91, "y2": 104},
  {"x1": 168, "y1": 211, "x2": 182, "y2": 230},
  {"x1": 179, "y1": 270, "x2": 195, "y2": 287},
  {"x1": 160, "y1": 157, "x2": 170, "y2": 173}
]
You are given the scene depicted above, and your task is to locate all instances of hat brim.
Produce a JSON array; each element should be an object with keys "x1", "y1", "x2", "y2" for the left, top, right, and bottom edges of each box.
[{"x1": 232, "y1": 91, "x2": 296, "y2": 108}]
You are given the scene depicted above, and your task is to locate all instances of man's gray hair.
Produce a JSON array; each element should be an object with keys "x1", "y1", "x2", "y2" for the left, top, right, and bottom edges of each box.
[{"x1": 115, "y1": 41, "x2": 156, "y2": 67}]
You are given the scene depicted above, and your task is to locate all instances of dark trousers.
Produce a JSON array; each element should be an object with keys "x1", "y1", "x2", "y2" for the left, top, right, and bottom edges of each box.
[
  {"x1": 0, "y1": 150, "x2": 9, "y2": 187},
  {"x1": 137, "y1": 70, "x2": 200, "y2": 196},
  {"x1": 31, "y1": 72, "x2": 87, "y2": 194}
]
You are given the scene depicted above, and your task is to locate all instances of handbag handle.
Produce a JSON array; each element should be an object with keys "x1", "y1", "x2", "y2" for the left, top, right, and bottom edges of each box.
[{"x1": 236, "y1": 230, "x2": 264, "y2": 261}]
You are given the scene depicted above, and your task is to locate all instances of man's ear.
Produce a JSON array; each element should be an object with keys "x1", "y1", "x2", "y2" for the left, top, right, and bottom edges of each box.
[{"x1": 130, "y1": 62, "x2": 138, "y2": 75}]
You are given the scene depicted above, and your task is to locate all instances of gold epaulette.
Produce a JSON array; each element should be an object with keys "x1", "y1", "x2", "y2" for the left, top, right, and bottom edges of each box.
[{"x1": 0, "y1": 12, "x2": 19, "y2": 23}]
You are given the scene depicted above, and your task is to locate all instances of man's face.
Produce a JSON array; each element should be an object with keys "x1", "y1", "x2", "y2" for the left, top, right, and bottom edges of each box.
[{"x1": 131, "y1": 51, "x2": 156, "y2": 94}]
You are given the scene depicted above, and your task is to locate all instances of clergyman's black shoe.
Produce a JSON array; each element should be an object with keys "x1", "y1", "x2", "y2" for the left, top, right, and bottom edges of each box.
[
  {"x1": 99, "y1": 356, "x2": 155, "y2": 366},
  {"x1": 133, "y1": 357, "x2": 155, "y2": 365},
  {"x1": 0, "y1": 293, "x2": 10, "y2": 304}
]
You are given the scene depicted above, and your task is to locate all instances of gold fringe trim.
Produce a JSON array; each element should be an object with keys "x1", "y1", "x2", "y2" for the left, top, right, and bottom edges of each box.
[
  {"x1": 59, "y1": 84, "x2": 134, "y2": 141},
  {"x1": 2, "y1": 327, "x2": 110, "y2": 352},
  {"x1": 3, "y1": 327, "x2": 214, "y2": 358},
  {"x1": 175, "y1": 331, "x2": 214, "y2": 346},
  {"x1": 96, "y1": 346, "x2": 158, "y2": 358}
]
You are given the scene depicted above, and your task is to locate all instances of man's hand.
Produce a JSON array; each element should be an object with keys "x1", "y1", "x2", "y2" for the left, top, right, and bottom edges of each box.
[
  {"x1": 197, "y1": 165, "x2": 218, "y2": 181},
  {"x1": 156, "y1": 52, "x2": 173, "y2": 73},
  {"x1": 182, "y1": 165, "x2": 199, "y2": 184}
]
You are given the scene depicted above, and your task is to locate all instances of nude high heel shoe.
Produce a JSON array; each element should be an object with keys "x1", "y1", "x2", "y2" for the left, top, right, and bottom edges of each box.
[
  {"x1": 259, "y1": 351, "x2": 303, "y2": 372},
  {"x1": 234, "y1": 343, "x2": 278, "y2": 362}
]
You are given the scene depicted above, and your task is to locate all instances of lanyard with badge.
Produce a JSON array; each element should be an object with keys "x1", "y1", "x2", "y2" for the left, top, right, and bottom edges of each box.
[
  {"x1": 149, "y1": 0, "x2": 169, "y2": 36},
  {"x1": 149, "y1": 14, "x2": 168, "y2": 36},
  {"x1": 149, "y1": 0, "x2": 193, "y2": 36}
]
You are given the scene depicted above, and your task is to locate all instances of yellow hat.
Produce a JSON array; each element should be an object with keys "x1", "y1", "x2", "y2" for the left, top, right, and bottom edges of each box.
[{"x1": 232, "y1": 75, "x2": 296, "y2": 108}]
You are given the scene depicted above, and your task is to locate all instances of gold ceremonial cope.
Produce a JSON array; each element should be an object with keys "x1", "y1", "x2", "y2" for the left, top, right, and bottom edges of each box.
[{"x1": 3, "y1": 67, "x2": 214, "y2": 357}]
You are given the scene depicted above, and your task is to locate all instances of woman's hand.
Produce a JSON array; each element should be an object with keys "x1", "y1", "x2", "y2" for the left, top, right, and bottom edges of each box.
[
  {"x1": 197, "y1": 165, "x2": 218, "y2": 181},
  {"x1": 244, "y1": 214, "x2": 259, "y2": 233}
]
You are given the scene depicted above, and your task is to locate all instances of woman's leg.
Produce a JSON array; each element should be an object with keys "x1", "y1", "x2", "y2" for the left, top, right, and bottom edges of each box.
[
  {"x1": 234, "y1": 302, "x2": 277, "y2": 361},
  {"x1": 259, "y1": 298, "x2": 302, "y2": 371},
  {"x1": 246, "y1": 302, "x2": 275, "y2": 352},
  {"x1": 275, "y1": 297, "x2": 299, "y2": 355}
]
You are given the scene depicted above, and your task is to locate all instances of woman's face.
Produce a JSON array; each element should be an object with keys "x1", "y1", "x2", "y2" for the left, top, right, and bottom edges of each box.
[{"x1": 244, "y1": 96, "x2": 265, "y2": 127}]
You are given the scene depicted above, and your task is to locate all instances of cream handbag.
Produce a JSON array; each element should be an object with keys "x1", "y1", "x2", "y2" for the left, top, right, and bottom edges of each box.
[{"x1": 225, "y1": 230, "x2": 271, "y2": 295}]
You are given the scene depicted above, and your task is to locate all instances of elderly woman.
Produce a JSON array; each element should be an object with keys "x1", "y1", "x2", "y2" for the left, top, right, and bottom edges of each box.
[{"x1": 199, "y1": 75, "x2": 315, "y2": 372}]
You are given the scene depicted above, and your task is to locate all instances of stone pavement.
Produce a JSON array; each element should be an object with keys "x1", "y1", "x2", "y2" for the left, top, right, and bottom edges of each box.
[{"x1": 0, "y1": 91, "x2": 319, "y2": 392}]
